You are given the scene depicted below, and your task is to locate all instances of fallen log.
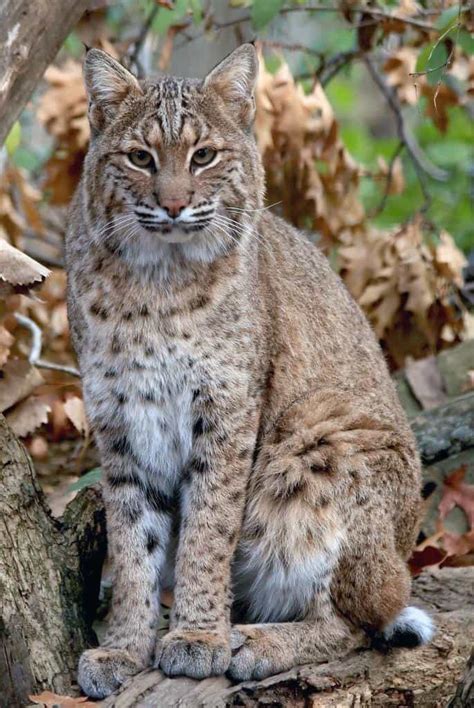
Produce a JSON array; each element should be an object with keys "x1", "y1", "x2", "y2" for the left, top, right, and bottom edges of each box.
[{"x1": 98, "y1": 567, "x2": 474, "y2": 707}]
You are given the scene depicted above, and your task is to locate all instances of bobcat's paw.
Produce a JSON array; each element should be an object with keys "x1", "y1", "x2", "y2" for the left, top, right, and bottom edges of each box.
[
  {"x1": 155, "y1": 629, "x2": 230, "y2": 679},
  {"x1": 78, "y1": 648, "x2": 144, "y2": 699},
  {"x1": 228, "y1": 626, "x2": 287, "y2": 681}
]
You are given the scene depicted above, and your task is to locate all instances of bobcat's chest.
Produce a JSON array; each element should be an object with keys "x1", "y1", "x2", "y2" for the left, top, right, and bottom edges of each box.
[{"x1": 82, "y1": 310, "x2": 196, "y2": 494}]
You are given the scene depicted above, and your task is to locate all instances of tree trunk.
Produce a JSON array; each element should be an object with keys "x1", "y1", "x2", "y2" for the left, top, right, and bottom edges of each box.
[
  {"x1": 0, "y1": 0, "x2": 90, "y2": 147},
  {"x1": 0, "y1": 415, "x2": 106, "y2": 707}
]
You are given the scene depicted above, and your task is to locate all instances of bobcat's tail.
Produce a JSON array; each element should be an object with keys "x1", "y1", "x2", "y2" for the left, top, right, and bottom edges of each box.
[{"x1": 379, "y1": 606, "x2": 435, "y2": 648}]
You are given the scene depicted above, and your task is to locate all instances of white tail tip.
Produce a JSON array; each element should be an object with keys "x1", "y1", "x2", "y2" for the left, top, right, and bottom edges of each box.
[{"x1": 382, "y1": 606, "x2": 435, "y2": 647}]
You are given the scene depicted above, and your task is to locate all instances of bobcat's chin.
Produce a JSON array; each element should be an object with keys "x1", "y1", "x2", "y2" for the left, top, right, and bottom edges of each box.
[{"x1": 157, "y1": 228, "x2": 196, "y2": 244}]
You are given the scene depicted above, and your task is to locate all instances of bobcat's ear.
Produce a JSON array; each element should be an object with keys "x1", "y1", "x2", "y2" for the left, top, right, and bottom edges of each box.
[
  {"x1": 84, "y1": 48, "x2": 142, "y2": 130},
  {"x1": 204, "y1": 44, "x2": 258, "y2": 127}
]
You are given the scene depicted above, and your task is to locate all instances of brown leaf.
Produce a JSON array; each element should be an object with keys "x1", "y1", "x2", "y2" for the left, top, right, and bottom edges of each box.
[
  {"x1": 158, "y1": 26, "x2": 178, "y2": 71},
  {"x1": 405, "y1": 355, "x2": 447, "y2": 409},
  {"x1": 29, "y1": 691, "x2": 96, "y2": 707},
  {"x1": 435, "y1": 230, "x2": 466, "y2": 286},
  {"x1": 0, "y1": 239, "x2": 50, "y2": 297},
  {"x1": 408, "y1": 545, "x2": 447, "y2": 576},
  {"x1": 0, "y1": 359, "x2": 44, "y2": 412},
  {"x1": 28, "y1": 434, "x2": 49, "y2": 460},
  {"x1": 6, "y1": 396, "x2": 51, "y2": 438},
  {"x1": 376, "y1": 155, "x2": 405, "y2": 195},
  {"x1": 63, "y1": 395, "x2": 89, "y2": 436},
  {"x1": 383, "y1": 47, "x2": 419, "y2": 105},
  {"x1": 442, "y1": 530, "x2": 474, "y2": 557},
  {"x1": 0, "y1": 324, "x2": 14, "y2": 367},
  {"x1": 421, "y1": 82, "x2": 459, "y2": 133},
  {"x1": 439, "y1": 465, "x2": 474, "y2": 528}
]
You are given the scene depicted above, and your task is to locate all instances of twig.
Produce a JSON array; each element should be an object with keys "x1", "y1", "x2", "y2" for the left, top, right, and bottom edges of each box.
[
  {"x1": 212, "y1": 5, "x2": 441, "y2": 32},
  {"x1": 176, "y1": 3, "x2": 445, "y2": 49},
  {"x1": 258, "y1": 39, "x2": 323, "y2": 60},
  {"x1": 319, "y1": 50, "x2": 359, "y2": 87},
  {"x1": 363, "y1": 55, "x2": 448, "y2": 213},
  {"x1": 128, "y1": 4, "x2": 159, "y2": 78},
  {"x1": 14, "y1": 313, "x2": 80, "y2": 377},
  {"x1": 369, "y1": 141, "x2": 404, "y2": 218}
]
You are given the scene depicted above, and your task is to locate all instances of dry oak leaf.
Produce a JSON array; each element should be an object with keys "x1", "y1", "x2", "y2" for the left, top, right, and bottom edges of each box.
[
  {"x1": 421, "y1": 82, "x2": 459, "y2": 133},
  {"x1": 0, "y1": 359, "x2": 44, "y2": 413},
  {"x1": 0, "y1": 324, "x2": 14, "y2": 367},
  {"x1": 435, "y1": 230, "x2": 467, "y2": 286},
  {"x1": 0, "y1": 239, "x2": 50, "y2": 298},
  {"x1": 63, "y1": 395, "x2": 89, "y2": 436},
  {"x1": 408, "y1": 545, "x2": 448, "y2": 576},
  {"x1": 439, "y1": 465, "x2": 474, "y2": 528},
  {"x1": 29, "y1": 691, "x2": 96, "y2": 707},
  {"x1": 37, "y1": 60, "x2": 88, "y2": 147},
  {"x1": 383, "y1": 47, "x2": 419, "y2": 105},
  {"x1": 376, "y1": 155, "x2": 405, "y2": 195},
  {"x1": 6, "y1": 395, "x2": 51, "y2": 438}
]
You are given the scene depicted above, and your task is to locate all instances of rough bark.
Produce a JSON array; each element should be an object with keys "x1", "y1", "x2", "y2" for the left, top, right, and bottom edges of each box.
[
  {"x1": 448, "y1": 649, "x2": 474, "y2": 708},
  {"x1": 0, "y1": 0, "x2": 90, "y2": 147},
  {"x1": 0, "y1": 415, "x2": 106, "y2": 708},
  {"x1": 411, "y1": 392, "x2": 474, "y2": 465},
  {"x1": 96, "y1": 568, "x2": 474, "y2": 707}
]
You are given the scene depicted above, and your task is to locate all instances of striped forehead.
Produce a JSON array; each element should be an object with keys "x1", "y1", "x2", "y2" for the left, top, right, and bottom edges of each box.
[{"x1": 152, "y1": 78, "x2": 198, "y2": 143}]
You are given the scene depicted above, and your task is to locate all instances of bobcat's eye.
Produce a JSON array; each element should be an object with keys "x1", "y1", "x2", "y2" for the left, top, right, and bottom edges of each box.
[
  {"x1": 128, "y1": 150, "x2": 155, "y2": 170},
  {"x1": 192, "y1": 147, "x2": 217, "y2": 168}
]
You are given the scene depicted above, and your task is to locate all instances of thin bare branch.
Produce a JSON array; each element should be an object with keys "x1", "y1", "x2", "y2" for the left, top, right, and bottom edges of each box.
[
  {"x1": 128, "y1": 4, "x2": 160, "y2": 78},
  {"x1": 319, "y1": 50, "x2": 359, "y2": 86},
  {"x1": 258, "y1": 39, "x2": 323, "y2": 60},
  {"x1": 14, "y1": 313, "x2": 80, "y2": 377},
  {"x1": 369, "y1": 141, "x2": 405, "y2": 218},
  {"x1": 363, "y1": 55, "x2": 448, "y2": 214}
]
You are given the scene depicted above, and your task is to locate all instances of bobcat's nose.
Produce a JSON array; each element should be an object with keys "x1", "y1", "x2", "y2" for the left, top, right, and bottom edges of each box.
[{"x1": 161, "y1": 197, "x2": 188, "y2": 219}]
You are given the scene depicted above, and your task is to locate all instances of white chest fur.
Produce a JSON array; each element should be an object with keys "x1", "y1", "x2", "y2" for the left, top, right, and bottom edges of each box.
[{"x1": 82, "y1": 322, "x2": 195, "y2": 495}]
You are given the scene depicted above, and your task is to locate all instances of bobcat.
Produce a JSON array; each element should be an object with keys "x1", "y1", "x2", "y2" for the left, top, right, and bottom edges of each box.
[{"x1": 66, "y1": 44, "x2": 433, "y2": 699}]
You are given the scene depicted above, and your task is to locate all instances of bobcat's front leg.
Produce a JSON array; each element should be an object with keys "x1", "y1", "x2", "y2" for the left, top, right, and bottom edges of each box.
[
  {"x1": 156, "y1": 396, "x2": 257, "y2": 679},
  {"x1": 78, "y1": 459, "x2": 173, "y2": 698}
]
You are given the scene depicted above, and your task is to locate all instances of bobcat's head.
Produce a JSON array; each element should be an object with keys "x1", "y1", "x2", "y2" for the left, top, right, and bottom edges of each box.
[{"x1": 82, "y1": 44, "x2": 264, "y2": 266}]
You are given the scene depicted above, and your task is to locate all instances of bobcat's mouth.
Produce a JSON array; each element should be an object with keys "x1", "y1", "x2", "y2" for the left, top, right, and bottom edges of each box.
[{"x1": 137, "y1": 219, "x2": 211, "y2": 243}]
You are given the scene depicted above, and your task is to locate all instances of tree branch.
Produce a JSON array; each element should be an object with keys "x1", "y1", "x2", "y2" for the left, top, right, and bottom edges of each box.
[
  {"x1": 0, "y1": 0, "x2": 90, "y2": 146},
  {"x1": 369, "y1": 141, "x2": 405, "y2": 218},
  {"x1": 127, "y1": 4, "x2": 159, "y2": 78},
  {"x1": 14, "y1": 313, "x2": 80, "y2": 377},
  {"x1": 363, "y1": 55, "x2": 448, "y2": 213}
]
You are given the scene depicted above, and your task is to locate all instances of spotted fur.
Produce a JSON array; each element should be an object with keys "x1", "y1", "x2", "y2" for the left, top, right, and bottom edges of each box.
[{"x1": 66, "y1": 45, "x2": 432, "y2": 699}]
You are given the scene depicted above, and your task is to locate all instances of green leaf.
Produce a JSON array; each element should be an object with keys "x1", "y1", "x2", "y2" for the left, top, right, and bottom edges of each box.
[
  {"x1": 264, "y1": 53, "x2": 282, "y2": 74},
  {"x1": 457, "y1": 28, "x2": 474, "y2": 55},
  {"x1": 5, "y1": 122, "x2": 21, "y2": 155},
  {"x1": 251, "y1": 0, "x2": 284, "y2": 30},
  {"x1": 435, "y1": 6, "x2": 461, "y2": 31},
  {"x1": 69, "y1": 467, "x2": 102, "y2": 492},
  {"x1": 63, "y1": 31, "x2": 83, "y2": 57},
  {"x1": 188, "y1": 0, "x2": 203, "y2": 24},
  {"x1": 417, "y1": 41, "x2": 449, "y2": 85},
  {"x1": 152, "y1": 0, "x2": 189, "y2": 35},
  {"x1": 415, "y1": 44, "x2": 431, "y2": 73}
]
